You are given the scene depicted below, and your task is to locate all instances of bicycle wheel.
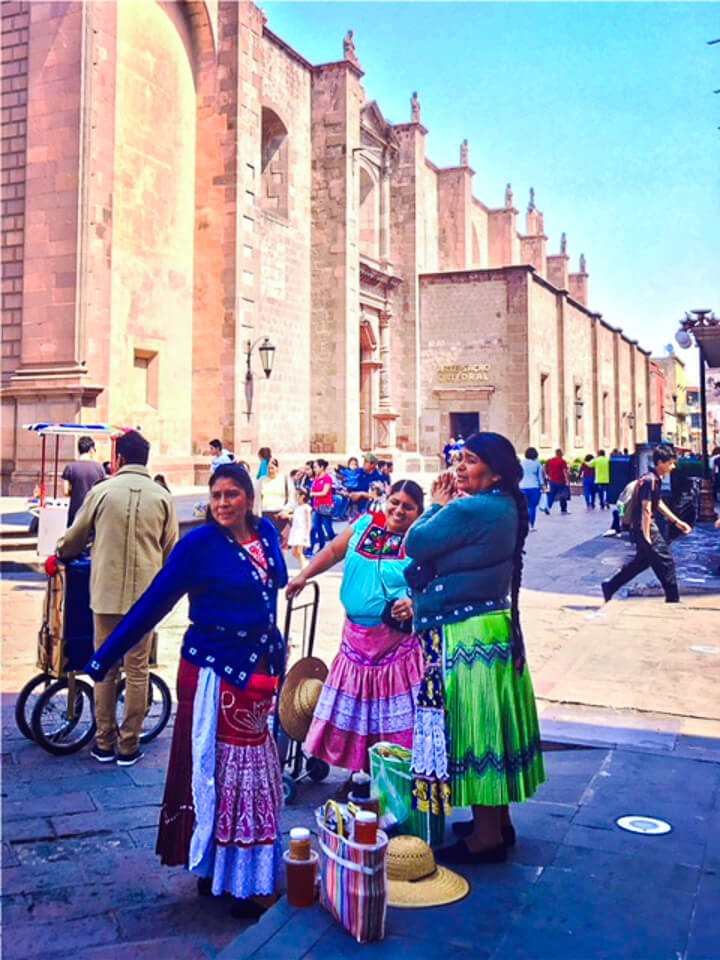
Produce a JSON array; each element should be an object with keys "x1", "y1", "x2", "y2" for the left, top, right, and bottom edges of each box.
[
  {"x1": 30, "y1": 678, "x2": 96, "y2": 755},
  {"x1": 115, "y1": 673, "x2": 172, "y2": 744},
  {"x1": 14, "y1": 674, "x2": 54, "y2": 741}
]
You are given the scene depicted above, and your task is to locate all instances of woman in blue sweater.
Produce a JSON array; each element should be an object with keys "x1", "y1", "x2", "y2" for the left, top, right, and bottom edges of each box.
[
  {"x1": 85, "y1": 464, "x2": 287, "y2": 919},
  {"x1": 405, "y1": 433, "x2": 546, "y2": 864}
]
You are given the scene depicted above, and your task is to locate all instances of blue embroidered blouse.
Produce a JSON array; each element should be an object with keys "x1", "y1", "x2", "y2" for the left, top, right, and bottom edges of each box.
[{"x1": 85, "y1": 520, "x2": 288, "y2": 689}]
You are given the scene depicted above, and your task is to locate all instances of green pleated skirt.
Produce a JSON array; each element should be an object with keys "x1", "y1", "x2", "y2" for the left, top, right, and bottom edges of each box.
[{"x1": 443, "y1": 610, "x2": 546, "y2": 807}]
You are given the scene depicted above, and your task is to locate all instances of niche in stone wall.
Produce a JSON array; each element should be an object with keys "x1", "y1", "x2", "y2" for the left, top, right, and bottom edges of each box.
[
  {"x1": 359, "y1": 166, "x2": 380, "y2": 260},
  {"x1": 261, "y1": 107, "x2": 289, "y2": 219}
]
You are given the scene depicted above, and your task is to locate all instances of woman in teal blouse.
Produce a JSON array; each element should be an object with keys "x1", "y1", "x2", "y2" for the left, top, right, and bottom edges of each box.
[
  {"x1": 405, "y1": 432, "x2": 546, "y2": 864},
  {"x1": 287, "y1": 481, "x2": 425, "y2": 785}
]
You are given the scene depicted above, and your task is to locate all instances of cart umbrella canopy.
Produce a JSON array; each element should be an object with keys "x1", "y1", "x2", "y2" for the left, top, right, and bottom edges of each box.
[{"x1": 24, "y1": 424, "x2": 128, "y2": 504}]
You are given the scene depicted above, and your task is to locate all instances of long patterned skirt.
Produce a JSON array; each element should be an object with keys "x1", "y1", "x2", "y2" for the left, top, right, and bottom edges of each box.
[
  {"x1": 411, "y1": 608, "x2": 546, "y2": 811},
  {"x1": 305, "y1": 618, "x2": 424, "y2": 772},
  {"x1": 156, "y1": 658, "x2": 283, "y2": 898}
]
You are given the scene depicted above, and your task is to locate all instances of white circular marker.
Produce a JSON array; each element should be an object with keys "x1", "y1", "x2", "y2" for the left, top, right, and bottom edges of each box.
[{"x1": 615, "y1": 816, "x2": 672, "y2": 836}]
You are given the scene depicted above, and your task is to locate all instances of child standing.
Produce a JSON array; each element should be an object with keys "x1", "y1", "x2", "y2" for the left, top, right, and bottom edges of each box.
[{"x1": 288, "y1": 488, "x2": 312, "y2": 569}]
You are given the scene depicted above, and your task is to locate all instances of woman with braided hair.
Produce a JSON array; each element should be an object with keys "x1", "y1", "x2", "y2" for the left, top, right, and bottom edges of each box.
[{"x1": 404, "y1": 432, "x2": 546, "y2": 864}]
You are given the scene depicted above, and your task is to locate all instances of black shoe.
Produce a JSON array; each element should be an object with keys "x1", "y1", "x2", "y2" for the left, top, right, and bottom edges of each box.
[
  {"x1": 666, "y1": 597, "x2": 680, "y2": 604},
  {"x1": 90, "y1": 746, "x2": 116, "y2": 764},
  {"x1": 601, "y1": 581, "x2": 613, "y2": 603},
  {"x1": 452, "y1": 821, "x2": 517, "y2": 846},
  {"x1": 197, "y1": 877, "x2": 213, "y2": 897},
  {"x1": 230, "y1": 898, "x2": 268, "y2": 921},
  {"x1": 116, "y1": 749, "x2": 144, "y2": 767},
  {"x1": 436, "y1": 840, "x2": 507, "y2": 865}
]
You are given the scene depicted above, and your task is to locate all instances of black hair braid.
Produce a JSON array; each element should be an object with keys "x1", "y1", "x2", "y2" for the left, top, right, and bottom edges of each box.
[{"x1": 506, "y1": 482, "x2": 529, "y2": 667}]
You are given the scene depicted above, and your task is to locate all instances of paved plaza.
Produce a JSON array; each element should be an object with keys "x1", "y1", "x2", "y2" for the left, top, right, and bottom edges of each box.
[{"x1": 2, "y1": 503, "x2": 720, "y2": 958}]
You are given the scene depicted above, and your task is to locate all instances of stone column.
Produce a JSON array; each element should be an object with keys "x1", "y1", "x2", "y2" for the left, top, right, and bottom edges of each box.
[{"x1": 374, "y1": 309, "x2": 398, "y2": 450}]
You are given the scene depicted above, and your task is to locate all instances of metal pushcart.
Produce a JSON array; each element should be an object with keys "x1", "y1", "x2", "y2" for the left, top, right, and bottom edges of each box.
[{"x1": 275, "y1": 581, "x2": 330, "y2": 803}]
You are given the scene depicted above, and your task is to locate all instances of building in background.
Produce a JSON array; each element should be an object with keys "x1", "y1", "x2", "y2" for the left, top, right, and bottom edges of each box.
[
  {"x1": 1, "y1": 1, "x2": 653, "y2": 491},
  {"x1": 653, "y1": 355, "x2": 690, "y2": 448}
]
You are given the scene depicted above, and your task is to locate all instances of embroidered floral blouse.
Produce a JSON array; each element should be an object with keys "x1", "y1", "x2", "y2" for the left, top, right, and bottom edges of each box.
[
  {"x1": 339, "y1": 514, "x2": 412, "y2": 627},
  {"x1": 85, "y1": 521, "x2": 288, "y2": 690}
]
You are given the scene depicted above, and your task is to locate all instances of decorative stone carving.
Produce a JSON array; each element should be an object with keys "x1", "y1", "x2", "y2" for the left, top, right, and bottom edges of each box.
[
  {"x1": 505, "y1": 183, "x2": 513, "y2": 208},
  {"x1": 411, "y1": 90, "x2": 421, "y2": 123},
  {"x1": 460, "y1": 139, "x2": 469, "y2": 167}
]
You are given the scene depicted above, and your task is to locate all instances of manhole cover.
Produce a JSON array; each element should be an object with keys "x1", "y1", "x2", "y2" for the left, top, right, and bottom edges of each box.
[
  {"x1": 615, "y1": 816, "x2": 672, "y2": 835},
  {"x1": 691, "y1": 646, "x2": 719, "y2": 655}
]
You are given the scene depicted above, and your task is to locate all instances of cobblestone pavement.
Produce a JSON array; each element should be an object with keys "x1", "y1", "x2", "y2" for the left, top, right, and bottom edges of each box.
[{"x1": 2, "y1": 505, "x2": 719, "y2": 957}]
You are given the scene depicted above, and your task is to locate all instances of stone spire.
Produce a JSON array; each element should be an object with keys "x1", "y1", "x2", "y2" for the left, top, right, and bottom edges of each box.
[
  {"x1": 560, "y1": 232, "x2": 567, "y2": 255},
  {"x1": 343, "y1": 30, "x2": 362, "y2": 69},
  {"x1": 410, "y1": 90, "x2": 421, "y2": 123},
  {"x1": 505, "y1": 183, "x2": 513, "y2": 208},
  {"x1": 579, "y1": 252, "x2": 587, "y2": 273},
  {"x1": 528, "y1": 187, "x2": 535, "y2": 212},
  {"x1": 460, "y1": 139, "x2": 469, "y2": 167}
]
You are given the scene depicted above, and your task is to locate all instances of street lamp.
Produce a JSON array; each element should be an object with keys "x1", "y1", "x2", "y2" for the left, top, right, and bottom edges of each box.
[
  {"x1": 675, "y1": 308, "x2": 719, "y2": 522},
  {"x1": 627, "y1": 411, "x2": 636, "y2": 430},
  {"x1": 245, "y1": 336, "x2": 276, "y2": 421}
]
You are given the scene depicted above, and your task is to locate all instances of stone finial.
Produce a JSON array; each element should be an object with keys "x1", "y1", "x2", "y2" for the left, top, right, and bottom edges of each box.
[
  {"x1": 460, "y1": 139, "x2": 469, "y2": 167},
  {"x1": 579, "y1": 252, "x2": 587, "y2": 273},
  {"x1": 343, "y1": 30, "x2": 360, "y2": 67},
  {"x1": 560, "y1": 232, "x2": 567, "y2": 255},
  {"x1": 505, "y1": 183, "x2": 513, "y2": 208},
  {"x1": 411, "y1": 91, "x2": 421, "y2": 123},
  {"x1": 528, "y1": 187, "x2": 535, "y2": 212}
]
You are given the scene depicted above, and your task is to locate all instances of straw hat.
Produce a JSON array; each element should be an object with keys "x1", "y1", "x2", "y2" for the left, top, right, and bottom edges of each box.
[
  {"x1": 386, "y1": 835, "x2": 469, "y2": 909},
  {"x1": 278, "y1": 656, "x2": 327, "y2": 743}
]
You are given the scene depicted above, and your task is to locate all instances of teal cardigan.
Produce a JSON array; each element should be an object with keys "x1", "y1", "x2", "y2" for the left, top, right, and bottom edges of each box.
[{"x1": 404, "y1": 491, "x2": 518, "y2": 628}]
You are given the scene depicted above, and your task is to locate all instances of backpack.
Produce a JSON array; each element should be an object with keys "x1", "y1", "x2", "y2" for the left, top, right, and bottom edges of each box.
[{"x1": 618, "y1": 480, "x2": 640, "y2": 530}]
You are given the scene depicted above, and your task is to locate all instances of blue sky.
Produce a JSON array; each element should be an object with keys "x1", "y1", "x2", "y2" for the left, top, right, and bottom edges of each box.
[{"x1": 264, "y1": 1, "x2": 719, "y2": 357}]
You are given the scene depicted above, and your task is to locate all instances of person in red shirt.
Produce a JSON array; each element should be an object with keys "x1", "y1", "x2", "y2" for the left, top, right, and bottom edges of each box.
[
  {"x1": 309, "y1": 458, "x2": 335, "y2": 554},
  {"x1": 544, "y1": 449, "x2": 570, "y2": 515}
]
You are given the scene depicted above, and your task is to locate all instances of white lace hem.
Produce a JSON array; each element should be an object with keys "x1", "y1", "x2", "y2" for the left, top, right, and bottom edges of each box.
[{"x1": 410, "y1": 707, "x2": 448, "y2": 780}]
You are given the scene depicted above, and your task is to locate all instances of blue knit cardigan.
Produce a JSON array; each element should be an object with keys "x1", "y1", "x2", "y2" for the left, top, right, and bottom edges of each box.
[{"x1": 85, "y1": 520, "x2": 288, "y2": 689}]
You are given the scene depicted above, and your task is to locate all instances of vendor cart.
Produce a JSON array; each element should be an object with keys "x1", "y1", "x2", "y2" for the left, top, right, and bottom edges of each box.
[{"x1": 15, "y1": 423, "x2": 172, "y2": 755}]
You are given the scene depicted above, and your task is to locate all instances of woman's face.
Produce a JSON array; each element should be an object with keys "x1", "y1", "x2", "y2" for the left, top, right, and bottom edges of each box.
[
  {"x1": 348, "y1": 458, "x2": 359, "y2": 470},
  {"x1": 210, "y1": 478, "x2": 250, "y2": 529},
  {"x1": 456, "y1": 448, "x2": 501, "y2": 494},
  {"x1": 268, "y1": 460, "x2": 278, "y2": 478},
  {"x1": 314, "y1": 461, "x2": 324, "y2": 475},
  {"x1": 385, "y1": 489, "x2": 421, "y2": 533}
]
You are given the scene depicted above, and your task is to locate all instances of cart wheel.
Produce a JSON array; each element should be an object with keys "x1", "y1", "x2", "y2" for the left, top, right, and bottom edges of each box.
[
  {"x1": 283, "y1": 772, "x2": 298, "y2": 805},
  {"x1": 15, "y1": 674, "x2": 54, "y2": 741},
  {"x1": 115, "y1": 673, "x2": 172, "y2": 744},
  {"x1": 30, "y1": 678, "x2": 96, "y2": 755},
  {"x1": 306, "y1": 757, "x2": 330, "y2": 783}
]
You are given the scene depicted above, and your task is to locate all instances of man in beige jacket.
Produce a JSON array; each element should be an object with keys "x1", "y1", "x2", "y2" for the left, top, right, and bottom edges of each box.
[{"x1": 57, "y1": 430, "x2": 178, "y2": 766}]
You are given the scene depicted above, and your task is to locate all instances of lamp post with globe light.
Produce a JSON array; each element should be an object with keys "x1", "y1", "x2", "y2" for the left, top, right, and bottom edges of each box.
[{"x1": 675, "y1": 309, "x2": 719, "y2": 522}]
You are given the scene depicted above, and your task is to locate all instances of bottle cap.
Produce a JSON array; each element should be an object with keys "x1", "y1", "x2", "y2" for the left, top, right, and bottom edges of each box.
[
  {"x1": 355, "y1": 810, "x2": 377, "y2": 823},
  {"x1": 290, "y1": 827, "x2": 311, "y2": 840}
]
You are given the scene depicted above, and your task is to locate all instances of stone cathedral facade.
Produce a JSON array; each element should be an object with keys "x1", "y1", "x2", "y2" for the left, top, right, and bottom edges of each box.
[{"x1": 1, "y1": 1, "x2": 654, "y2": 490}]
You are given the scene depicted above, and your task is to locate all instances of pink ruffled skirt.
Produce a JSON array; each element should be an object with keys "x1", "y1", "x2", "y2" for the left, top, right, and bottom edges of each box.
[{"x1": 305, "y1": 618, "x2": 424, "y2": 772}]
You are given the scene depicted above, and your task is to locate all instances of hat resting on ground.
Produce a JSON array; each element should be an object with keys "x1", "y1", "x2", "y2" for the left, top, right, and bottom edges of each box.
[
  {"x1": 386, "y1": 835, "x2": 469, "y2": 908},
  {"x1": 278, "y1": 656, "x2": 327, "y2": 743}
]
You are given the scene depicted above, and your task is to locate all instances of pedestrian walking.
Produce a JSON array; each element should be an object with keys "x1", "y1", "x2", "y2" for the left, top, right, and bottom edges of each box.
[
  {"x1": 61, "y1": 435, "x2": 105, "y2": 525},
  {"x1": 580, "y1": 454, "x2": 596, "y2": 507},
  {"x1": 544, "y1": 448, "x2": 570, "y2": 514},
  {"x1": 602, "y1": 447, "x2": 692, "y2": 604},
  {"x1": 256, "y1": 446, "x2": 272, "y2": 479},
  {"x1": 519, "y1": 446, "x2": 545, "y2": 530},
  {"x1": 287, "y1": 488, "x2": 312, "y2": 569},
  {"x1": 591, "y1": 449, "x2": 610, "y2": 508},
  {"x1": 404, "y1": 433, "x2": 546, "y2": 865},
  {"x1": 208, "y1": 438, "x2": 234, "y2": 474},
  {"x1": 57, "y1": 430, "x2": 178, "y2": 766},
  {"x1": 309, "y1": 458, "x2": 335, "y2": 553},
  {"x1": 84, "y1": 464, "x2": 287, "y2": 917},
  {"x1": 257, "y1": 457, "x2": 294, "y2": 544},
  {"x1": 287, "y1": 480, "x2": 425, "y2": 792}
]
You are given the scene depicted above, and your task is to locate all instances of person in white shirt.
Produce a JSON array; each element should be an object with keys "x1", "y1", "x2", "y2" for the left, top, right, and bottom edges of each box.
[
  {"x1": 287, "y1": 488, "x2": 312, "y2": 569},
  {"x1": 209, "y1": 438, "x2": 234, "y2": 474}
]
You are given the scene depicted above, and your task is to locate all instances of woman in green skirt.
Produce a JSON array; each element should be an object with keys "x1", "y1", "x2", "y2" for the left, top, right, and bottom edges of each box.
[{"x1": 404, "y1": 432, "x2": 546, "y2": 863}]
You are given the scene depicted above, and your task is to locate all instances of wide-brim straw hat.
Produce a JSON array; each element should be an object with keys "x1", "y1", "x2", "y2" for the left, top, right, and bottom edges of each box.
[
  {"x1": 278, "y1": 656, "x2": 328, "y2": 743},
  {"x1": 386, "y1": 835, "x2": 469, "y2": 909}
]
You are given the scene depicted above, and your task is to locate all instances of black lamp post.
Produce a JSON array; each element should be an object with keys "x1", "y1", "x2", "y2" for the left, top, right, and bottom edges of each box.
[
  {"x1": 245, "y1": 336, "x2": 276, "y2": 421},
  {"x1": 675, "y1": 309, "x2": 719, "y2": 522}
]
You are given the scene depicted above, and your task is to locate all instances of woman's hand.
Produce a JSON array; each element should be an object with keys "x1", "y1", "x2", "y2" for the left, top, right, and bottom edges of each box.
[
  {"x1": 431, "y1": 471, "x2": 457, "y2": 506},
  {"x1": 286, "y1": 574, "x2": 308, "y2": 600},
  {"x1": 390, "y1": 596, "x2": 414, "y2": 622}
]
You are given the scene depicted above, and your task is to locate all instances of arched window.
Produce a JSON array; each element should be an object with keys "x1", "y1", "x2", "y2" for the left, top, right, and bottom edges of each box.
[
  {"x1": 359, "y1": 166, "x2": 380, "y2": 259},
  {"x1": 261, "y1": 107, "x2": 288, "y2": 218}
]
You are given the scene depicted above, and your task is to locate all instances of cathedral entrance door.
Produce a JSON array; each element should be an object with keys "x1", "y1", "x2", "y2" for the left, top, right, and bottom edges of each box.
[{"x1": 450, "y1": 411, "x2": 479, "y2": 440}]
